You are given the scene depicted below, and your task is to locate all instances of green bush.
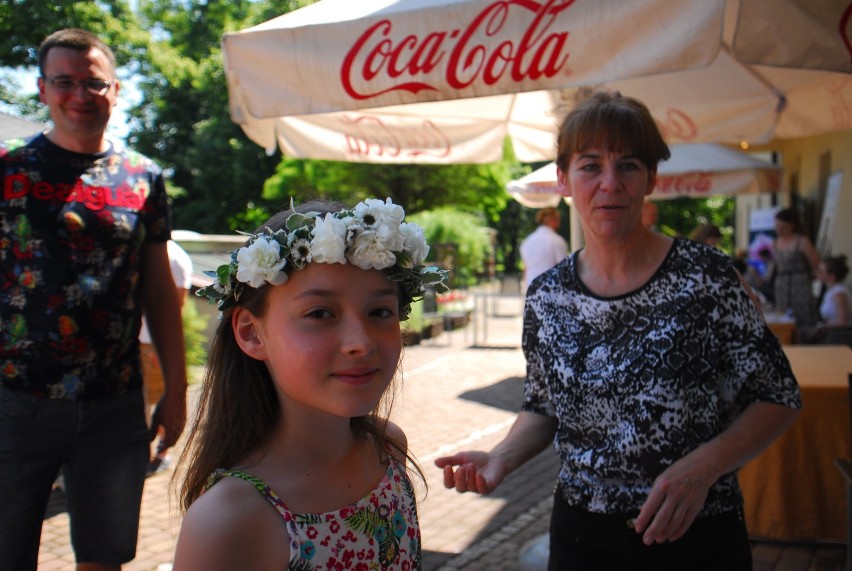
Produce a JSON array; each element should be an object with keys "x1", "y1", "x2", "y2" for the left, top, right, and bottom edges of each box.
[
  {"x1": 408, "y1": 208, "x2": 492, "y2": 288},
  {"x1": 182, "y1": 299, "x2": 209, "y2": 366}
]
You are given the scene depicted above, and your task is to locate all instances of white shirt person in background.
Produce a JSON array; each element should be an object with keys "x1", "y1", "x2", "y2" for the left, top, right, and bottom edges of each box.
[
  {"x1": 817, "y1": 255, "x2": 850, "y2": 327},
  {"x1": 140, "y1": 239, "x2": 193, "y2": 474},
  {"x1": 520, "y1": 207, "x2": 569, "y2": 289}
]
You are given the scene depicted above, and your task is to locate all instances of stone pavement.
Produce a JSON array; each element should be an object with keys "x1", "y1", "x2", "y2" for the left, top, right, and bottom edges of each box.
[{"x1": 38, "y1": 292, "x2": 561, "y2": 570}]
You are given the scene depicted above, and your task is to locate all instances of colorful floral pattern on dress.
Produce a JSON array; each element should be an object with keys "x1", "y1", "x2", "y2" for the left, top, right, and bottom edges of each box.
[
  {"x1": 0, "y1": 134, "x2": 169, "y2": 399},
  {"x1": 522, "y1": 238, "x2": 802, "y2": 517},
  {"x1": 206, "y1": 458, "x2": 422, "y2": 570}
]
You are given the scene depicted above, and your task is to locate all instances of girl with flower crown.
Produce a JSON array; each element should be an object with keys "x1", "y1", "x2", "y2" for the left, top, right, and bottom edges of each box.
[{"x1": 172, "y1": 199, "x2": 446, "y2": 571}]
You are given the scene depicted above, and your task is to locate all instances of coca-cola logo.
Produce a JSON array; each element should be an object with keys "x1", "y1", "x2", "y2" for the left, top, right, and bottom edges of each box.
[
  {"x1": 828, "y1": 78, "x2": 852, "y2": 129},
  {"x1": 654, "y1": 108, "x2": 699, "y2": 142},
  {"x1": 341, "y1": 0, "x2": 576, "y2": 101},
  {"x1": 337, "y1": 114, "x2": 453, "y2": 159},
  {"x1": 654, "y1": 172, "x2": 713, "y2": 195}
]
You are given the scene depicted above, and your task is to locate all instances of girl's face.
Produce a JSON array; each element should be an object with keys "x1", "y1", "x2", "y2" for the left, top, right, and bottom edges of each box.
[
  {"x1": 558, "y1": 146, "x2": 656, "y2": 240},
  {"x1": 234, "y1": 262, "x2": 402, "y2": 420}
]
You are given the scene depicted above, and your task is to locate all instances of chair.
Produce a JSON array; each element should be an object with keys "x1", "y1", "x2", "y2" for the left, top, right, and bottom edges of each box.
[{"x1": 835, "y1": 373, "x2": 852, "y2": 571}]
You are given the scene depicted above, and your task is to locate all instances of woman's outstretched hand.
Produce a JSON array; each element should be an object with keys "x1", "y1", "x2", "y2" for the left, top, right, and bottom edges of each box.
[{"x1": 434, "y1": 451, "x2": 507, "y2": 495}]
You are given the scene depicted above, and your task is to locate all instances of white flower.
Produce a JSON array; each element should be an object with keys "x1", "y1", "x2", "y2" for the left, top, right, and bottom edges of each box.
[
  {"x1": 289, "y1": 238, "x2": 312, "y2": 267},
  {"x1": 197, "y1": 198, "x2": 448, "y2": 314},
  {"x1": 235, "y1": 236, "x2": 288, "y2": 288},
  {"x1": 348, "y1": 229, "x2": 397, "y2": 270},
  {"x1": 399, "y1": 222, "x2": 429, "y2": 266},
  {"x1": 310, "y1": 213, "x2": 347, "y2": 264},
  {"x1": 353, "y1": 197, "x2": 404, "y2": 228}
]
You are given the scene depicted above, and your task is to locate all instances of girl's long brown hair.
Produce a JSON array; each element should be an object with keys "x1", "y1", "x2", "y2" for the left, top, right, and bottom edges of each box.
[{"x1": 175, "y1": 201, "x2": 424, "y2": 512}]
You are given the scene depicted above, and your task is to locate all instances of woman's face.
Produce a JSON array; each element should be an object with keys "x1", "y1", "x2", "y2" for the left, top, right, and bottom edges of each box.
[
  {"x1": 774, "y1": 217, "x2": 794, "y2": 236},
  {"x1": 558, "y1": 146, "x2": 656, "y2": 240},
  {"x1": 233, "y1": 262, "x2": 402, "y2": 421},
  {"x1": 817, "y1": 263, "x2": 832, "y2": 284}
]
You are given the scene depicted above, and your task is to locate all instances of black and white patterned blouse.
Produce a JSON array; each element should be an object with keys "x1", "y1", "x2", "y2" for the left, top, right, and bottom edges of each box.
[{"x1": 522, "y1": 238, "x2": 801, "y2": 517}]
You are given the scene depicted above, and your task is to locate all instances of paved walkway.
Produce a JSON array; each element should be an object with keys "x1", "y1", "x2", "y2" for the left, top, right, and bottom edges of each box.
[{"x1": 39, "y1": 293, "x2": 559, "y2": 570}]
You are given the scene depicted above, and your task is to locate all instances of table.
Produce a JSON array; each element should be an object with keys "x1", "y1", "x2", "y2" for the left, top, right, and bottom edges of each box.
[
  {"x1": 764, "y1": 312, "x2": 796, "y2": 344},
  {"x1": 738, "y1": 345, "x2": 852, "y2": 542}
]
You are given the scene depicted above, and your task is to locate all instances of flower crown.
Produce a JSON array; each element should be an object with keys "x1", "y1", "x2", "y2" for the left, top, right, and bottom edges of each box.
[{"x1": 196, "y1": 198, "x2": 448, "y2": 317}]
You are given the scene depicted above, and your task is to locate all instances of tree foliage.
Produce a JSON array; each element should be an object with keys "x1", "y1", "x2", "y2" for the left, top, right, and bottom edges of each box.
[
  {"x1": 0, "y1": 0, "x2": 146, "y2": 69},
  {"x1": 658, "y1": 195, "x2": 736, "y2": 253}
]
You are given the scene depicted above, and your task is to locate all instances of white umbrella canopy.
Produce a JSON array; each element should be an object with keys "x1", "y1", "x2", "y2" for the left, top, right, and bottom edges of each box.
[
  {"x1": 221, "y1": 0, "x2": 852, "y2": 164},
  {"x1": 0, "y1": 111, "x2": 46, "y2": 141},
  {"x1": 505, "y1": 143, "x2": 784, "y2": 208}
]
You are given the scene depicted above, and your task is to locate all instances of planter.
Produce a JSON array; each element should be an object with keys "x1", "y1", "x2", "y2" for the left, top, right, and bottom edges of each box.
[
  {"x1": 443, "y1": 311, "x2": 471, "y2": 331},
  {"x1": 421, "y1": 319, "x2": 445, "y2": 340},
  {"x1": 402, "y1": 329, "x2": 421, "y2": 346}
]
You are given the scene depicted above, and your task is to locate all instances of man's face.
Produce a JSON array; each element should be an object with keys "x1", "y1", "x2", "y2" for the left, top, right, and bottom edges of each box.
[{"x1": 38, "y1": 46, "x2": 118, "y2": 150}]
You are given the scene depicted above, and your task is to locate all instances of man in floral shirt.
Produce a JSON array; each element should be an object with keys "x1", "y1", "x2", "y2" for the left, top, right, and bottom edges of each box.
[{"x1": 0, "y1": 29, "x2": 187, "y2": 570}]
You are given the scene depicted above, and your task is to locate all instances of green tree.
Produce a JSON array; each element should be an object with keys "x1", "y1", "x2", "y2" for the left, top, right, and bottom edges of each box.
[
  {"x1": 0, "y1": 0, "x2": 145, "y2": 69},
  {"x1": 658, "y1": 196, "x2": 736, "y2": 253},
  {"x1": 407, "y1": 208, "x2": 493, "y2": 288},
  {"x1": 125, "y1": 0, "x2": 314, "y2": 233},
  {"x1": 262, "y1": 158, "x2": 512, "y2": 220}
]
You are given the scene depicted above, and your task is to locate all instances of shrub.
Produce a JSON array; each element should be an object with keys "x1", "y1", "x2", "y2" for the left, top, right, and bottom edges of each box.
[{"x1": 408, "y1": 208, "x2": 492, "y2": 288}]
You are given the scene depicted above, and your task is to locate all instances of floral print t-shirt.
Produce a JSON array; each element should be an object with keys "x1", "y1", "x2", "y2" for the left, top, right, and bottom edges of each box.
[
  {"x1": 522, "y1": 238, "x2": 801, "y2": 517},
  {"x1": 0, "y1": 134, "x2": 170, "y2": 399},
  {"x1": 206, "y1": 457, "x2": 422, "y2": 570}
]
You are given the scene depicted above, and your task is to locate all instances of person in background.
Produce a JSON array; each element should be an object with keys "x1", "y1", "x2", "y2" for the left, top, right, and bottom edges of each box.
[
  {"x1": 746, "y1": 247, "x2": 776, "y2": 305},
  {"x1": 817, "y1": 255, "x2": 850, "y2": 328},
  {"x1": 641, "y1": 199, "x2": 659, "y2": 231},
  {"x1": 140, "y1": 239, "x2": 193, "y2": 476},
  {"x1": 0, "y1": 29, "x2": 187, "y2": 571},
  {"x1": 772, "y1": 208, "x2": 821, "y2": 328},
  {"x1": 435, "y1": 91, "x2": 800, "y2": 571},
  {"x1": 173, "y1": 199, "x2": 446, "y2": 570},
  {"x1": 688, "y1": 223, "x2": 722, "y2": 247},
  {"x1": 520, "y1": 207, "x2": 569, "y2": 289}
]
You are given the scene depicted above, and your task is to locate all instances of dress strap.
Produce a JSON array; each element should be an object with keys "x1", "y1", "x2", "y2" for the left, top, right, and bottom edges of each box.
[{"x1": 205, "y1": 469, "x2": 290, "y2": 519}]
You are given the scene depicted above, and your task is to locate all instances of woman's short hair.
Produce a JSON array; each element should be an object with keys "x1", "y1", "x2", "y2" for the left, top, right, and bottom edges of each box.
[
  {"x1": 556, "y1": 90, "x2": 671, "y2": 173},
  {"x1": 535, "y1": 207, "x2": 560, "y2": 226}
]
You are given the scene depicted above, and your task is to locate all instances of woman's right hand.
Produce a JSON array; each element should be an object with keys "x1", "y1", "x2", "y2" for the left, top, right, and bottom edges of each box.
[{"x1": 434, "y1": 451, "x2": 507, "y2": 494}]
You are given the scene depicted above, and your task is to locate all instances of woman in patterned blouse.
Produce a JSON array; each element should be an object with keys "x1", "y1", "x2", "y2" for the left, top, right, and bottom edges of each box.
[{"x1": 436, "y1": 91, "x2": 801, "y2": 571}]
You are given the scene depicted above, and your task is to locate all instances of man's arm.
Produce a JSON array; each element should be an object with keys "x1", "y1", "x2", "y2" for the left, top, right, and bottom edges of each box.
[{"x1": 141, "y1": 242, "x2": 188, "y2": 450}]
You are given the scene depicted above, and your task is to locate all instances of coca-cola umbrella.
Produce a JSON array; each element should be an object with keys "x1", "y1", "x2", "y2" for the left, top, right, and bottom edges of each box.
[
  {"x1": 0, "y1": 111, "x2": 46, "y2": 140},
  {"x1": 505, "y1": 143, "x2": 784, "y2": 208},
  {"x1": 221, "y1": 0, "x2": 852, "y2": 164}
]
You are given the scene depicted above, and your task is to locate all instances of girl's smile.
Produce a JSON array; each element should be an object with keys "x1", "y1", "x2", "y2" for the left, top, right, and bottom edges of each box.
[{"x1": 234, "y1": 262, "x2": 402, "y2": 420}]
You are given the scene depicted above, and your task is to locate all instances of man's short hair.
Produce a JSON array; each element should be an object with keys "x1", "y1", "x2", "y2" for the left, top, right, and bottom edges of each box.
[
  {"x1": 536, "y1": 208, "x2": 559, "y2": 226},
  {"x1": 38, "y1": 28, "x2": 116, "y2": 77}
]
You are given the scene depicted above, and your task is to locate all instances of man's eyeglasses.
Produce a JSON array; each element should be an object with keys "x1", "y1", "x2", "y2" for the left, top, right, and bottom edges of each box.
[{"x1": 44, "y1": 77, "x2": 113, "y2": 96}]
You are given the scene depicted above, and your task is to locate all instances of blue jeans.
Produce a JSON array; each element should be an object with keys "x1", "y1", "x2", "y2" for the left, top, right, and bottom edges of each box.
[
  {"x1": 548, "y1": 487, "x2": 753, "y2": 571},
  {"x1": 0, "y1": 386, "x2": 149, "y2": 570}
]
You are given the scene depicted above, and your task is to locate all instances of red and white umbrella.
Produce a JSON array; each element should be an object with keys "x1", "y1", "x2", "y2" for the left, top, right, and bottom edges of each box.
[
  {"x1": 221, "y1": 0, "x2": 852, "y2": 164},
  {"x1": 505, "y1": 143, "x2": 784, "y2": 208}
]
